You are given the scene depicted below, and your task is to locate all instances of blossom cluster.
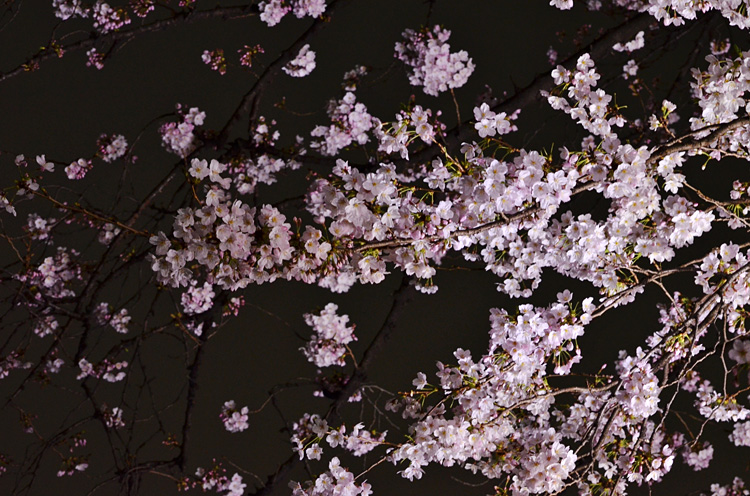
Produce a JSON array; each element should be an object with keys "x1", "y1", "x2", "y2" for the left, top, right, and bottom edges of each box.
[
  {"x1": 645, "y1": 0, "x2": 750, "y2": 29},
  {"x1": 473, "y1": 102, "x2": 519, "y2": 138},
  {"x1": 159, "y1": 105, "x2": 206, "y2": 158},
  {"x1": 680, "y1": 439, "x2": 714, "y2": 471},
  {"x1": 372, "y1": 104, "x2": 445, "y2": 160},
  {"x1": 730, "y1": 421, "x2": 750, "y2": 447},
  {"x1": 240, "y1": 118, "x2": 301, "y2": 192},
  {"x1": 148, "y1": 162, "x2": 360, "y2": 292},
  {"x1": 612, "y1": 30, "x2": 645, "y2": 52},
  {"x1": 615, "y1": 347, "x2": 661, "y2": 419},
  {"x1": 301, "y1": 303, "x2": 356, "y2": 368},
  {"x1": 623, "y1": 59, "x2": 639, "y2": 79},
  {"x1": 394, "y1": 25, "x2": 475, "y2": 96},
  {"x1": 202, "y1": 49, "x2": 227, "y2": 75},
  {"x1": 53, "y1": 0, "x2": 148, "y2": 30},
  {"x1": 96, "y1": 133, "x2": 128, "y2": 162},
  {"x1": 310, "y1": 68, "x2": 374, "y2": 156},
  {"x1": 695, "y1": 378, "x2": 750, "y2": 422},
  {"x1": 181, "y1": 281, "x2": 216, "y2": 315},
  {"x1": 15, "y1": 246, "x2": 81, "y2": 302},
  {"x1": 290, "y1": 274, "x2": 750, "y2": 493},
  {"x1": 0, "y1": 352, "x2": 33, "y2": 380},
  {"x1": 182, "y1": 464, "x2": 246, "y2": 496},
  {"x1": 97, "y1": 223, "x2": 121, "y2": 245},
  {"x1": 291, "y1": 413, "x2": 388, "y2": 461},
  {"x1": 94, "y1": 302, "x2": 131, "y2": 334},
  {"x1": 546, "y1": 54, "x2": 623, "y2": 139},
  {"x1": 25, "y1": 213, "x2": 55, "y2": 241},
  {"x1": 238, "y1": 44, "x2": 264, "y2": 68},
  {"x1": 258, "y1": 0, "x2": 326, "y2": 27},
  {"x1": 33, "y1": 315, "x2": 59, "y2": 338},
  {"x1": 65, "y1": 158, "x2": 92, "y2": 179},
  {"x1": 131, "y1": 0, "x2": 154, "y2": 17},
  {"x1": 703, "y1": 477, "x2": 749, "y2": 496},
  {"x1": 92, "y1": 1, "x2": 130, "y2": 33},
  {"x1": 45, "y1": 355, "x2": 65, "y2": 374},
  {"x1": 289, "y1": 457, "x2": 371, "y2": 496},
  {"x1": 103, "y1": 406, "x2": 125, "y2": 429},
  {"x1": 560, "y1": 0, "x2": 750, "y2": 30},
  {"x1": 53, "y1": 0, "x2": 87, "y2": 20},
  {"x1": 384, "y1": 298, "x2": 590, "y2": 490},
  {"x1": 283, "y1": 44, "x2": 316, "y2": 77},
  {"x1": 688, "y1": 49, "x2": 750, "y2": 160},
  {"x1": 86, "y1": 48, "x2": 105, "y2": 70},
  {"x1": 220, "y1": 400, "x2": 249, "y2": 433},
  {"x1": 56, "y1": 459, "x2": 88, "y2": 477},
  {"x1": 143, "y1": 50, "x2": 738, "y2": 313},
  {"x1": 77, "y1": 358, "x2": 128, "y2": 383},
  {"x1": 730, "y1": 339, "x2": 750, "y2": 365},
  {"x1": 695, "y1": 242, "x2": 748, "y2": 296}
]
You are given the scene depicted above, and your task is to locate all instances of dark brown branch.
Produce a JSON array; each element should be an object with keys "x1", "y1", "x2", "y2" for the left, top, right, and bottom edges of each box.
[
  {"x1": 247, "y1": 277, "x2": 416, "y2": 496},
  {"x1": 216, "y1": 0, "x2": 344, "y2": 146},
  {"x1": 408, "y1": 12, "x2": 655, "y2": 165},
  {"x1": 176, "y1": 291, "x2": 229, "y2": 471},
  {"x1": 647, "y1": 115, "x2": 750, "y2": 165},
  {"x1": 0, "y1": 5, "x2": 257, "y2": 83},
  {"x1": 355, "y1": 183, "x2": 597, "y2": 253},
  {"x1": 329, "y1": 277, "x2": 416, "y2": 419}
]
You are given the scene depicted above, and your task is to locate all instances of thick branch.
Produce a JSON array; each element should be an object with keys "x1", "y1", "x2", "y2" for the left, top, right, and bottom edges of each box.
[
  {"x1": 647, "y1": 116, "x2": 750, "y2": 165},
  {"x1": 176, "y1": 291, "x2": 229, "y2": 470},
  {"x1": 355, "y1": 183, "x2": 596, "y2": 253}
]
